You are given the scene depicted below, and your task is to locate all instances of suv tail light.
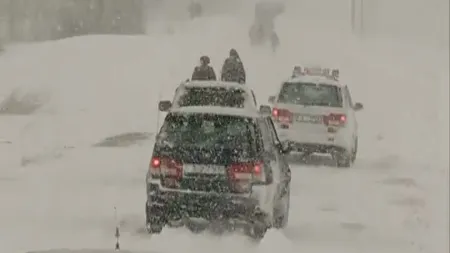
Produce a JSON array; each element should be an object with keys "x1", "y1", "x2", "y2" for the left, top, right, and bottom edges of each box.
[
  {"x1": 323, "y1": 113, "x2": 347, "y2": 126},
  {"x1": 150, "y1": 157, "x2": 161, "y2": 177},
  {"x1": 149, "y1": 156, "x2": 183, "y2": 188},
  {"x1": 227, "y1": 162, "x2": 264, "y2": 193},
  {"x1": 272, "y1": 108, "x2": 293, "y2": 124}
]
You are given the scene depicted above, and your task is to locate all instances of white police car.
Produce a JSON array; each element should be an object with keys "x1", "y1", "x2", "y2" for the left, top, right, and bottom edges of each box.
[{"x1": 268, "y1": 66, "x2": 363, "y2": 167}]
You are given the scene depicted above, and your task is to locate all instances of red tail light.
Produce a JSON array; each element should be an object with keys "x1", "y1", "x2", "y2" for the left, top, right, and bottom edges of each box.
[
  {"x1": 228, "y1": 162, "x2": 264, "y2": 193},
  {"x1": 323, "y1": 113, "x2": 347, "y2": 126},
  {"x1": 272, "y1": 108, "x2": 293, "y2": 124},
  {"x1": 150, "y1": 157, "x2": 161, "y2": 177},
  {"x1": 272, "y1": 108, "x2": 278, "y2": 117},
  {"x1": 149, "y1": 156, "x2": 183, "y2": 188}
]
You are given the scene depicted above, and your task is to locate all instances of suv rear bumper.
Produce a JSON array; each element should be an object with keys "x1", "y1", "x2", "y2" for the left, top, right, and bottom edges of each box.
[
  {"x1": 147, "y1": 183, "x2": 268, "y2": 224},
  {"x1": 276, "y1": 128, "x2": 352, "y2": 152},
  {"x1": 284, "y1": 141, "x2": 347, "y2": 154}
]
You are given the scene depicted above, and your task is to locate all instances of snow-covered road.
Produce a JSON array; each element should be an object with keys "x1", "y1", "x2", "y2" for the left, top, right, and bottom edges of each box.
[{"x1": 0, "y1": 5, "x2": 448, "y2": 253}]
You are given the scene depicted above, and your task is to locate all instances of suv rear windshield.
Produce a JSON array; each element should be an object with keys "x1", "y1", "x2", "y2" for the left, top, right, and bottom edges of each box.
[
  {"x1": 277, "y1": 82, "x2": 343, "y2": 107},
  {"x1": 177, "y1": 87, "x2": 247, "y2": 108},
  {"x1": 157, "y1": 113, "x2": 256, "y2": 159}
]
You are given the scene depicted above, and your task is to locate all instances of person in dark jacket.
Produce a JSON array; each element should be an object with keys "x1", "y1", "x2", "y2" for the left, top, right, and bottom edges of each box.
[
  {"x1": 270, "y1": 31, "x2": 280, "y2": 52},
  {"x1": 221, "y1": 49, "x2": 246, "y2": 84},
  {"x1": 191, "y1": 56, "x2": 217, "y2": 81},
  {"x1": 188, "y1": 1, "x2": 202, "y2": 19}
]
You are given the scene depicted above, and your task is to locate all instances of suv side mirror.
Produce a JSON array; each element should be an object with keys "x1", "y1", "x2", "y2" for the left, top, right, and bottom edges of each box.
[
  {"x1": 353, "y1": 102, "x2": 363, "y2": 111},
  {"x1": 259, "y1": 105, "x2": 271, "y2": 115},
  {"x1": 268, "y1": 96, "x2": 276, "y2": 103},
  {"x1": 158, "y1": 100, "x2": 172, "y2": 112}
]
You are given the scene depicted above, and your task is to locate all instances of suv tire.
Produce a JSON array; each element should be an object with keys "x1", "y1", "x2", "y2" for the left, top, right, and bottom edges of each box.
[
  {"x1": 273, "y1": 187, "x2": 290, "y2": 229},
  {"x1": 145, "y1": 202, "x2": 164, "y2": 234}
]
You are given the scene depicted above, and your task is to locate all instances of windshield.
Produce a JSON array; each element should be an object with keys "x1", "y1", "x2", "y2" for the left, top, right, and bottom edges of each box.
[
  {"x1": 277, "y1": 82, "x2": 343, "y2": 107},
  {"x1": 177, "y1": 87, "x2": 247, "y2": 108},
  {"x1": 157, "y1": 113, "x2": 256, "y2": 158}
]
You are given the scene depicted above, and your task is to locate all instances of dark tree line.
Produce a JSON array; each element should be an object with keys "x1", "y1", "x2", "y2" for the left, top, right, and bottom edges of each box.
[{"x1": 0, "y1": 0, "x2": 146, "y2": 43}]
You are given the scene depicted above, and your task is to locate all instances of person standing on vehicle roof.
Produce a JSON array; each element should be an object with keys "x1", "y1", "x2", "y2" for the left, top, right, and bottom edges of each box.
[
  {"x1": 221, "y1": 49, "x2": 246, "y2": 84},
  {"x1": 191, "y1": 56, "x2": 217, "y2": 81}
]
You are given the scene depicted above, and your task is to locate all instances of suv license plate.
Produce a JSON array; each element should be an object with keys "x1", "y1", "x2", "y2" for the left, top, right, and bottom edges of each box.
[{"x1": 183, "y1": 164, "x2": 225, "y2": 175}]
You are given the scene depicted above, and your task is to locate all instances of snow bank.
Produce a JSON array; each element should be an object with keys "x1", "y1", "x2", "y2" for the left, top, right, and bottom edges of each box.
[
  {"x1": 0, "y1": 9, "x2": 446, "y2": 168},
  {"x1": 0, "y1": 16, "x2": 256, "y2": 166},
  {"x1": 27, "y1": 250, "x2": 138, "y2": 253},
  {"x1": 0, "y1": 3, "x2": 447, "y2": 253}
]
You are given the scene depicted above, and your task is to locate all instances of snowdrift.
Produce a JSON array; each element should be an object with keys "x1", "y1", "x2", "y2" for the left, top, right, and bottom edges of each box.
[
  {"x1": 1, "y1": 24, "x2": 447, "y2": 167},
  {"x1": 27, "y1": 250, "x2": 138, "y2": 253},
  {"x1": 0, "y1": 6, "x2": 448, "y2": 253}
]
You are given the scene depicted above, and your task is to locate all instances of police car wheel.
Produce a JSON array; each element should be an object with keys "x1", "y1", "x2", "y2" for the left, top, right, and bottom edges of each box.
[
  {"x1": 351, "y1": 138, "x2": 358, "y2": 163},
  {"x1": 334, "y1": 150, "x2": 352, "y2": 168}
]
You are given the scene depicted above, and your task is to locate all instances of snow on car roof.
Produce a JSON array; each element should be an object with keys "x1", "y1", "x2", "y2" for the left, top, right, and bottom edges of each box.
[
  {"x1": 169, "y1": 106, "x2": 261, "y2": 118},
  {"x1": 286, "y1": 75, "x2": 341, "y2": 86},
  {"x1": 183, "y1": 80, "x2": 251, "y2": 91},
  {"x1": 172, "y1": 81, "x2": 257, "y2": 109}
]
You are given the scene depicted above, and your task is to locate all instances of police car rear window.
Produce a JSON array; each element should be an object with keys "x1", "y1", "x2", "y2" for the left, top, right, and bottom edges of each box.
[
  {"x1": 277, "y1": 82, "x2": 343, "y2": 107},
  {"x1": 178, "y1": 87, "x2": 247, "y2": 108}
]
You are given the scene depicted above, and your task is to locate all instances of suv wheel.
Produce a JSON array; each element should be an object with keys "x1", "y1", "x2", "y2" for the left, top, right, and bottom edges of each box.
[
  {"x1": 245, "y1": 212, "x2": 269, "y2": 241},
  {"x1": 246, "y1": 223, "x2": 268, "y2": 241},
  {"x1": 145, "y1": 202, "x2": 164, "y2": 234},
  {"x1": 145, "y1": 222, "x2": 163, "y2": 234},
  {"x1": 273, "y1": 187, "x2": 290, "y2": 229},
  {"x1": 186, "y1": 222, "x2": 207, "y2": 234}
]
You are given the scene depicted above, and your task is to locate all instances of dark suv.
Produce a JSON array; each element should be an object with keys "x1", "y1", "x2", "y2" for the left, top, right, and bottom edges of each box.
[{"x1": 145, "y1": 106, "x2": 291, "y2": 240}]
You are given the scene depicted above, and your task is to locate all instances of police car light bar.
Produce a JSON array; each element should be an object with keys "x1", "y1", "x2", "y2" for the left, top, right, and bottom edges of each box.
[{"x1": 292, "y1": 66, "x2": 339, "y2": 80}]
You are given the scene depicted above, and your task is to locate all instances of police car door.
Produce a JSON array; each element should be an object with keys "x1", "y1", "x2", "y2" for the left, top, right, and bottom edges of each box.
[{"x1": 343, "y1": 86, "x2": 357, "y2": 138}]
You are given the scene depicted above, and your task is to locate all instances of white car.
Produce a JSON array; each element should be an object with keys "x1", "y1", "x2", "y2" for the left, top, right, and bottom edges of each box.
[
  {"x1": 158, "y1": 80, "x2": 259, "y2": 112},
  {"x1": 268, "y1": 67, "x2": 363, "y2": 167}
]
